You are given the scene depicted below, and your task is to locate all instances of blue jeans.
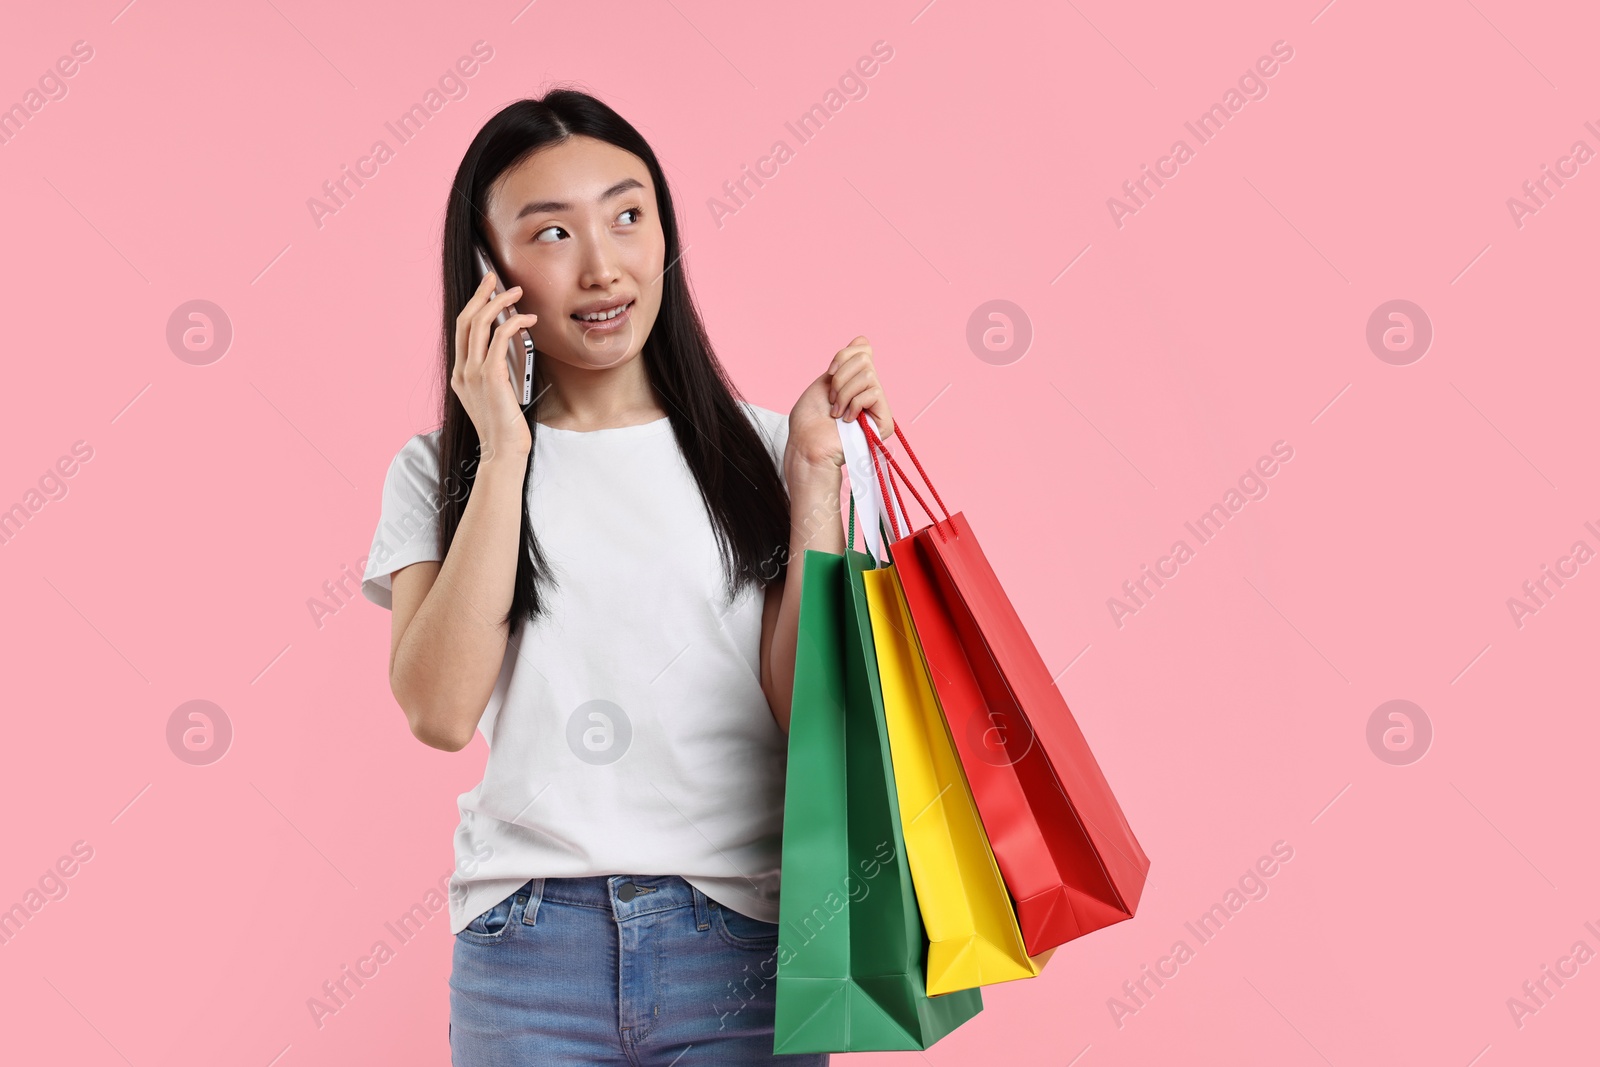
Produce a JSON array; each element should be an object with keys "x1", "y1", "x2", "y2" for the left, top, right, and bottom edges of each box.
[{"x1": 449, "y1": 873, "x2": 828, "y2": 1065}]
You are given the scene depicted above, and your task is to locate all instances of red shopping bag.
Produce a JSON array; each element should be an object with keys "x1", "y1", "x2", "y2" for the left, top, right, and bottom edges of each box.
[{"x1": 857, "y1": 418, "x2": 1150, "y2": 957}]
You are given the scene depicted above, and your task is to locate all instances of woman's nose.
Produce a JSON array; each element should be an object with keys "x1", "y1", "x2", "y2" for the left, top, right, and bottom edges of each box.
[{"x1": 578, "y1": 233, "x2": 622, "y2": 288}]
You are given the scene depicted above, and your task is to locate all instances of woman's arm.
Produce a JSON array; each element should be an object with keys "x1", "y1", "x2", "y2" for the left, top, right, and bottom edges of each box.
[
  {"x1": 389, "y1": 270, "x2": 537, "y2": 752},
  {"x1": 388, "y1": 450, "x2": 529, "y2": 752},
  {"x1": 760, "y1": 335, "x2": 894, "y2": 733},
  {"x1": 761, "y1": 456, "x2": 846, "y2": 734}
]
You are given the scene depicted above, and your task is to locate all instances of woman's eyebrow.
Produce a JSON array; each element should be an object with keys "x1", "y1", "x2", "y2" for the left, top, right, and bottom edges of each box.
[{"x1": 514, "y1": 178, "x2": 645, "y2": 220}]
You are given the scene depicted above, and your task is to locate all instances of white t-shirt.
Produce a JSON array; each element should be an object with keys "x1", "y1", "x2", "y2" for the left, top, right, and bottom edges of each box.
[{"x1": 361, "y1": 401, "x2": 793, "y2": 934}]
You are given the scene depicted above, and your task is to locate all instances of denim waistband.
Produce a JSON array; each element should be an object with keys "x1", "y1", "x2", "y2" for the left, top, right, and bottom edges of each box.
[{"x1": 507, "y1": 874, "x2": 713, "y2": 930}]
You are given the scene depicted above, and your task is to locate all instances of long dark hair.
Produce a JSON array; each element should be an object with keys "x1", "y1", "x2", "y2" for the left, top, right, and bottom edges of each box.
[{"x1": 436, "y1": 89, "x2": 791, "y2": 637}]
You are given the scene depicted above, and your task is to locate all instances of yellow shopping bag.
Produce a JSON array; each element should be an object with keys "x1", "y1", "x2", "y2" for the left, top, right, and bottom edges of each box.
[{"x1": 862, "y1": 562, "x2": 1056, "y2": 995}]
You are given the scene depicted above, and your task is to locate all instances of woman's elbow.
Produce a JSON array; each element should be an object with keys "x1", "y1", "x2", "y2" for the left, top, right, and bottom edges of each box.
[
  {"x1": 392, "y1": 681, "x2": 475, "y2": 752},
  {"x1": 412, "y1": 716, "x2": 473, "y2": 752}
]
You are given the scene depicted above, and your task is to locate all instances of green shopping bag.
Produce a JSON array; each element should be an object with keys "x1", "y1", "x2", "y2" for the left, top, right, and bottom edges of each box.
[{"x1": 774, "y1": 500, "x2": 984, "y2": 1054}]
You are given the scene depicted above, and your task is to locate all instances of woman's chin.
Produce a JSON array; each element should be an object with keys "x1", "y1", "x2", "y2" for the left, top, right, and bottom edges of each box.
[
  {"x1": 541, "y1": 341, "x2": 641, "y2": 372},
  {"x1": 573, "y1": 321, "x2": 642, "y2": 369}
]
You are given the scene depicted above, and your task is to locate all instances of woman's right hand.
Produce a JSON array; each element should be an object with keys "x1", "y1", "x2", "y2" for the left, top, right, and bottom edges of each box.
[{"x1": 452, "y1": 271, "x2": 537, "y2": 462}]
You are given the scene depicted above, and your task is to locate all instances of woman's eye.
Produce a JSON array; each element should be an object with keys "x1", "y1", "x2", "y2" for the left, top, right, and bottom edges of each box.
[
  {"x1": 618, "y1": 208, "x2": 641, "y2": 225},
  {"x1": 534, "y1": 225, "x2": 567, "y2": 243}
]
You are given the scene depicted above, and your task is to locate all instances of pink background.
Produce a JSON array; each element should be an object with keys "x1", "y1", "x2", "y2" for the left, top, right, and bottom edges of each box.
[{"x1": 2, "y1": 0, "x2": 1596, "y2": 1063}]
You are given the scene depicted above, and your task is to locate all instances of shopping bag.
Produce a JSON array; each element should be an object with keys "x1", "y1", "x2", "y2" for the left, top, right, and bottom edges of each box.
[
  {"x1": 862, "y1": 556, "x2": 1055, "y2": 994},
  {"x1": 856, "y1": 417, "x2": 1150, "y2": 958},
  {"x1": 773, "y1": 500, "x2": 983, "y2": 1054}
]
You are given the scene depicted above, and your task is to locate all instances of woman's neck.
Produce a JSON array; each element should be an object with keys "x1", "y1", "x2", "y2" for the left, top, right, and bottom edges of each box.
[{"x1": 531, "y1": 355, "x2": 667, "y2": 431}]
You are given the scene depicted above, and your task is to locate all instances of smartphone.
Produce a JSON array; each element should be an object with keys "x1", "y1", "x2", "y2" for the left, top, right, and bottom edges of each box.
[{"x1": 473, "y1": 244, "x2": 536, "y2": 407}]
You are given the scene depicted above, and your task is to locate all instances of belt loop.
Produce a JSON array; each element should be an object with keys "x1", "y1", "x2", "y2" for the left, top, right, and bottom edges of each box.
[
  {"x1": 520, "y1": 877, "x2": 545, "y2": 926},
  {"x1": 691, "y1": 882, "x2": 710, "y2": 931}
]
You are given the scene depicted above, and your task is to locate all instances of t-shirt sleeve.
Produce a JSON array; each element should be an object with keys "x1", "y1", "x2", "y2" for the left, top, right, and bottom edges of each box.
[
  {"x1": 742, "y1": 401, "x2": 790, "y2": 493},
  {"x1": 361, "y1": 432, "x2": 446, "y2": 611}
]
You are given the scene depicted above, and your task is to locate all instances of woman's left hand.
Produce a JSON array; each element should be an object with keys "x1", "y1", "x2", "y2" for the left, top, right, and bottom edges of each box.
[{"x1": 788, "y1": 336, "x2": 895, "y2": 469}]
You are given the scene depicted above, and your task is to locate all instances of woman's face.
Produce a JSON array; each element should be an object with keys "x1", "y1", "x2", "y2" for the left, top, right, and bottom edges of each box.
[{"x1": 481, "y1": 135, "x2": 666, "y2": 375}]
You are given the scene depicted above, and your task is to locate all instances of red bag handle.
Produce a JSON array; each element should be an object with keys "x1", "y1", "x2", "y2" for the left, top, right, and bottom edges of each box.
[
  {"x1": 858, "y1": 417, "x2": 952, "y2": 537},
  {"x1": 864, "y1": 423, "x2": 905, "y2": 541}
]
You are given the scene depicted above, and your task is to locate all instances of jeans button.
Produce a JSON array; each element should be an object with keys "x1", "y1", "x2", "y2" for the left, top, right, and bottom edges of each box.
[{"x1": 618, "y1": 882, "x2": 637, "y2": 902}]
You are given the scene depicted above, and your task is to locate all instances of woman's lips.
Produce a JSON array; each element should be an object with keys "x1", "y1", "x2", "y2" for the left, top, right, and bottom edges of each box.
[{"x1": 571, "y1": 300, "x2": 633, "y2": 333}]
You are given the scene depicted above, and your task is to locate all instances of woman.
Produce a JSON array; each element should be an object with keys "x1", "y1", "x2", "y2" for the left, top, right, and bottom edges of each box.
[{"x1": 359, "y1": 89, "x2": 895, "y2": 1064}]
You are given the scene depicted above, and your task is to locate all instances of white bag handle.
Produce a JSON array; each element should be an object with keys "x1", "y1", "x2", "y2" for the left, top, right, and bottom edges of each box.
[{"x1": 836, "y1": 412, "x2": 909, "y2": 564}]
